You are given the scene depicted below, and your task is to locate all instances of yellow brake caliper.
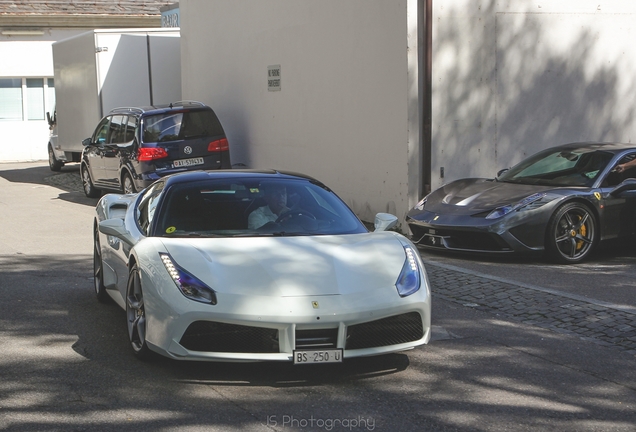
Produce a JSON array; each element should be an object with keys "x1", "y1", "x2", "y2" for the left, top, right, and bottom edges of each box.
[{"x1": 576, "y1": 217, "x2": 586, "y2": 250}]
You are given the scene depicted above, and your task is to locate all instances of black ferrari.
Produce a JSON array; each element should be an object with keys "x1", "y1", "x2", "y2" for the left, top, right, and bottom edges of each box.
[{"x1": 406, "y1": 142, "x2": 636, "y2": 263}]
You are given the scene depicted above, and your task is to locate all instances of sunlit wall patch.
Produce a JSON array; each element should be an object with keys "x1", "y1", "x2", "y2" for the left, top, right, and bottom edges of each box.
[{"x1": 159, "y1": 252, "x2": 217, "y2": 304}]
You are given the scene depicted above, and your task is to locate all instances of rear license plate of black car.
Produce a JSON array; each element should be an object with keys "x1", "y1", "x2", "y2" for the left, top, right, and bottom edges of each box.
[
  {"x1": 293, "y1": 349, "x2": 343, "y2": 364},
  {"x1": 174, "y1": 157, "x2": 204, "y2": 168}
]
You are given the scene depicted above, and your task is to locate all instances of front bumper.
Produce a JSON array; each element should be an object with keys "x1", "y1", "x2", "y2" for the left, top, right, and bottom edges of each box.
[
  {"x1": 145, "y1": 287, "x2": 431, "y2": 362},
  {"x1": 406, "y1": 212, "x2": 546, "y2": 254}
]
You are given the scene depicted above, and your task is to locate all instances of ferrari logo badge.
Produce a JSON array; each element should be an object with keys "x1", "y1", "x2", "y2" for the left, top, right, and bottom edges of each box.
[
  {"x1": 312, "y1": 301, "x2": 319, "y2": 309},
  {"x1": 594, "y1": 192, "x2": 601, "y2": 200}
]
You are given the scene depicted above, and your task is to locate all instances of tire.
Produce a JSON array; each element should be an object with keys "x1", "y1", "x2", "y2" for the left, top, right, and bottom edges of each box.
[
  {"x1": 126, "y1": 264, "x2": 152, "y2": 360},
  {"x1": 545, "y1": 202, "x2": 597, "y2": 264},
  {"x1": 81, "y1": 164, "x2": 101, "y2": 198},
  {"x1": 93, "y1": 222, "x2": 110, "y2": 303},
  {"x1": 122, "y1": 172, "x2": 137, "y2": 194},
  {"x1": 48, "y1": 145, "x2": 63, "y2": 172}
]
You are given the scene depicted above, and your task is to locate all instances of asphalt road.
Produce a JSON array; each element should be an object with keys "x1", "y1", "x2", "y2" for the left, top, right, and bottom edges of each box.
[{"x1": 1, "y1": 161, "x2": 636, "y2": 432}]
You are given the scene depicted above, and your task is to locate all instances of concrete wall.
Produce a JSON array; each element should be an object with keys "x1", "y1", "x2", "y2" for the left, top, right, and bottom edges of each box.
[
  {"x1": 179, "y1": 0, "x2": 421, "y2": 225},
  {"x1": 180, "y1": 0, "x2": 636, "y2": 226},
  {"x1": 0, "y1": 29, "x2": 86, "y2": 162},
  {"x1": 432, "y1": 0, "x2": 636, "y2": 189}
]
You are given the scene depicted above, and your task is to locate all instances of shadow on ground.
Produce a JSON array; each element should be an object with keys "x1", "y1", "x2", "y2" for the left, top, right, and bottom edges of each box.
[{"x1": 0, "y1": 162, "x2": 97, "y2": 206}]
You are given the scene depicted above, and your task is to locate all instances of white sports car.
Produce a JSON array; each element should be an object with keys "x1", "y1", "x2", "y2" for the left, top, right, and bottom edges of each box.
[{"x1": 94, "y1": 169, "x2": 431, "y2": 363}]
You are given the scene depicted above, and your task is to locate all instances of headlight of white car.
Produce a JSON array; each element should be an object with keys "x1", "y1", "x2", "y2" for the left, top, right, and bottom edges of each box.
[
  {"x1": 395, "y1": 246, "x2": 421, "y2": 297},
  {"x1": 160, "y1": 253, "x2": 217, "y2": 305}
]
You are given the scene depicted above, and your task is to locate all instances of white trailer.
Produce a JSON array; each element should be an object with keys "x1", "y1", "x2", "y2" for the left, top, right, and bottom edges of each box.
[{"x1": 47, "y1": 28, "x2": 181, "y2": 171}]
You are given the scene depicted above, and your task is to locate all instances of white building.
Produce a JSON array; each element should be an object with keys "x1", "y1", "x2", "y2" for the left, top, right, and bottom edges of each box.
[{"x1": 0, "y1": 0, "x2": 173, "y2": 162}]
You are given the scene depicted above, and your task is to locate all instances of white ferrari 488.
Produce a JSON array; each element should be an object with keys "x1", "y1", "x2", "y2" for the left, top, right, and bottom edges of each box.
[{"x1": 93, "y1": 169, "x2": 431, "y2": 363}]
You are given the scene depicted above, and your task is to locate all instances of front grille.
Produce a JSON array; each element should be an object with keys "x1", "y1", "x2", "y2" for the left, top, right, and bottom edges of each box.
[
  {"x1": 443, "y1": 231, "x2": 510, "y2": 251},
  {"x1": 179, "y1": 321, "x2": 279, "y2": 353},
  {"x1": 407, "y1": 223, "x2": 428, "y2": 242},
  {"x1": 295, "y1": 328, "x2": 338, "y2": 349},
  {"x1": 345, "y1": 312, "x2": 424, "y2": 350},
  {"x1": 411, "y1": 225, "x2": 511, "y2": 252}
]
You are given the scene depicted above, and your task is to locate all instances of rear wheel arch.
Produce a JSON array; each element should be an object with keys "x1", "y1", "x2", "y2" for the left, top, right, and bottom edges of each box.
[
  {"x1": 121, "y1": 169, "x2": 137, "y2": 194},
  {"x1": 81, "y1": 162, "x2": 101, "y2": 198}
]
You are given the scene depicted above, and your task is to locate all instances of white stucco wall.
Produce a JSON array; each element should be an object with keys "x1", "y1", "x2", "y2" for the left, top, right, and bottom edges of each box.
[
  {"x1": 0, "y1": 29, "x2": 86, "y2": 162},
  {"x1": 432, "y1": 0, "x2": 636, "y2": 189},
  {"x1": 180, "y1": 0, "x2": 420, "y2": 224}
]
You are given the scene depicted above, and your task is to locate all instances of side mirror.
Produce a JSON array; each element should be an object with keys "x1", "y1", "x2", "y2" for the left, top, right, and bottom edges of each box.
[
  {"x1": 82, "y1": 138, "x2": 92, "y2": 147},
  {"x1": 98, "y1": 218, "x2": 135, "y2": 246},
  {"x1": 374, "y1": 213, "x2": 398, "y2": 232},
  {"x1": 46, "y1": 112, "x2": 55, "y2": 127},
  {"x1": 610, "y1": 178, "x2": 636, "y2": 196}
]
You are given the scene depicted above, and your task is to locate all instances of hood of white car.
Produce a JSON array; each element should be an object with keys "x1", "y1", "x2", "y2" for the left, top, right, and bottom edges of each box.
[{"x1": 157, "y1": 233, "x2": 407, "y2": 297}]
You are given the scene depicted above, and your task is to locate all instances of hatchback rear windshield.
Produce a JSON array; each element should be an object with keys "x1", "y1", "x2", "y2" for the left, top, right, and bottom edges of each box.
[{"x1": 142, "y1": 109, "x2": 224, "y2": 143}]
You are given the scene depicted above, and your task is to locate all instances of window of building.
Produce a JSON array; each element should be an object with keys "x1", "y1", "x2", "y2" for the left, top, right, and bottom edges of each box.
[
  {"x1": 0, "y1": 77, "x2": 55, "y2": 121},
  {"x1": 0, "y1": 78, "x2": 23, "y2": 121},
  {"x1": 26, "y1": 79, "x2": 45, "y2": 120}
]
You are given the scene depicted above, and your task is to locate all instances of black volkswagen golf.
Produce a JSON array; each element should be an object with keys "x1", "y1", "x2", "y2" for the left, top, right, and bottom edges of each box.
[{"x1": 80, "y1": 101, "x2": 230, "y2": 198}]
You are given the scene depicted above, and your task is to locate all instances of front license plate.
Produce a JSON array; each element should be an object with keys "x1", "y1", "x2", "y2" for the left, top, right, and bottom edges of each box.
[
  {"x1": 173, "y1": 157, "x2": 204, "y2": 168},
  {"x1": 424, "y1": 234, "x2": 444, "y2": 247},
  {"x1": 293, "y1": 349, "x2": 343, "y2": 364}
]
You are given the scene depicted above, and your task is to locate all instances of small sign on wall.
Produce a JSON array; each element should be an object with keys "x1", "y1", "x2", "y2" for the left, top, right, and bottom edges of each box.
[
  {"x1": 268, "y1": 65, "x2": 281, "y2": 91},
  {"x1": 160, "y1": 4, "x2": 180, "y2": 27}
]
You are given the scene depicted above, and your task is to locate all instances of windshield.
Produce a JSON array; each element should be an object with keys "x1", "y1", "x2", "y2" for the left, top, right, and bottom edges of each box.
[
  {"x1": 153, "y1": 178, "x2": 368, "y2": 238},
  {"x1": 142, "y1": 109, "x2": 224, "y2": 143},
  {"x1": 498, "y1": 147, "x2": 614, "y2": 187}
]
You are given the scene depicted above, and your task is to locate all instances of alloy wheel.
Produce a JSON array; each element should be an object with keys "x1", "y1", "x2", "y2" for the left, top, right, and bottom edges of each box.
[
  {"x1": 548, "y1": 202, "x2": 596, "y2": 263},
  {"x1": 126, "y1": 265, "x2": 150, "y2": 358}
]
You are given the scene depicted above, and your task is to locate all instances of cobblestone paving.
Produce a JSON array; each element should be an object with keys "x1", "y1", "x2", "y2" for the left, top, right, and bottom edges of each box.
[
  {"x1": 45, "y1": 171, "x2": 83, "y2": 192},
  {"x1": 427, "y1": 263, "x2": 636, "y2": 356}
]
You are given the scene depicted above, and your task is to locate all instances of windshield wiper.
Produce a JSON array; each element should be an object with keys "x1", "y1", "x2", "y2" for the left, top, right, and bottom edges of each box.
[
  {"x1": 271, "y1": 231, "x2": 308, "y2": 236},
  {"x1": 174, "y1": 232, "x2": 225, "y2": 238},
  {"x1": 230, "y1": 231, "x2": 309, "y2": 237}
]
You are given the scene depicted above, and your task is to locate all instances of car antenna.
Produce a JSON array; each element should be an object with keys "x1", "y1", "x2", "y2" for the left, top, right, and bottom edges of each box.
[{"x1": 169, "y1": 103, "x2": 173, "y2": 108}]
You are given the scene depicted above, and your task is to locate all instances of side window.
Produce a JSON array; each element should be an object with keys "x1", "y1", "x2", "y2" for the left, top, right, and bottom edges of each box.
[
  {"x1": 109, "y1": 115, "x2": 126, "y2": 144},
  {"x1": 93, "y1": 117, "x2": 111, "y2": 145},
  {"x1": 621, "y1": 153, "x2": 636, "y2": 178},
  {"x1": 604, "y1": 152, "x2": 636, "y2": 187},
  {"x1": 137, "y1": 181, "x2": 165, "y2": 236},
  {"x1": 124, "y1": 116, "x2": 137, "y2": 142}
]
